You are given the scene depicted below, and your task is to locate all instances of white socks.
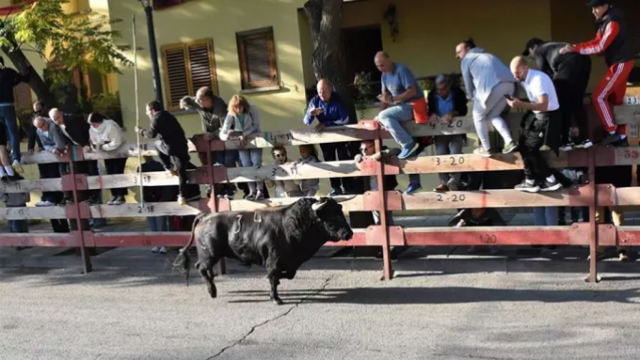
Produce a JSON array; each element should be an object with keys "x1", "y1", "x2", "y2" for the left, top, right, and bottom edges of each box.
[
  {"x1": 4, "y1": 166, "x2": 14, "y2": 176},
  {"x1": 0, "y1": 167, "x2": 6, "y2": 177}
]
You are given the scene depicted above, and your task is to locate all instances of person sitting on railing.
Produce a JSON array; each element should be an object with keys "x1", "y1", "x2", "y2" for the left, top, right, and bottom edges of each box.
[
  {"x1": 507, "y1": 56, "x2": 562, "y2": 193},
  {"x1": 0, "y1": 56, "x2": 30, "y2": 174},
  {"x1": 265, "y1": 146, "x2": 303, "y2": 198},
  {"x1": 87, "y1": 112, "x2": 128, "y2": 206},
  {"x1": 0, "y1": 111, "x2": 19, "y2": 182},
  {"x1": 1, "y1": 173, "x2": 29, "y2": 239},
  {"x1": 49, "y1": 108, "x2": 100, "y2": 205},
  {"x1": 298, "y1": 144, "x2": 320, "y2": 197},
  {"x1": 425, "y1": 74, "x2": 470, "y2": 194},
  {"x1": 456, "y1": 38, "x2": 518, "y2": 158},
  {"x1": 180, "y1": 86, "x2": 239, "y2": 198},
  {"x1": 523, "y1": 38, "x2": 593, "y2": 151},
  {"x1": 136, "y1": 101, "x2": 201, "y2": 206},
  {"x1": 303, "y1": 79, "x2": 356, "y2": 196},
  {"x1": 373, "y1": 52, "x2": 426, "y2": 160},
  {"x1": 220, "y1": 95, "x2": 265, "y2": 200}
]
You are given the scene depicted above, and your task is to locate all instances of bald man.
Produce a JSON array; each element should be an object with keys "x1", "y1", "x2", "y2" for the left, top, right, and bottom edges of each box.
[
  {"x1": 374, "y1": 51, "x2": 424, "y2": 159},
  {"x1": 507, "y1": 56, "x2": 562, "y2": 193},
  {"x1": 303, "y1": 79, "x2": 355, "y2": 195}
]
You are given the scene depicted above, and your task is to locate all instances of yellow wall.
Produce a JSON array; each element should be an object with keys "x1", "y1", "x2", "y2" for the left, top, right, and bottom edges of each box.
[{"x1": 108, "y1": 0, "x2": 310, "y2": 148}]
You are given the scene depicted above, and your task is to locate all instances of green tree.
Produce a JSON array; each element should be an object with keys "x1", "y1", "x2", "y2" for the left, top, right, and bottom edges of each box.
[{"x1": 0, "y1": 0, "x2": 131, "y2": 109}]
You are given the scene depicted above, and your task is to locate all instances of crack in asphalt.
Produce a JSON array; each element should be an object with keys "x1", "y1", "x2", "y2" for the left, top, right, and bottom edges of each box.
[{"x1": 205, "y1": 276, "x2": 334, "y2": 359}]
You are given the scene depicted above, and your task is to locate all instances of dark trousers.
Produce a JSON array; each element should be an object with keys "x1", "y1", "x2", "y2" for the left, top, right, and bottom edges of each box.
[
  {"x1": 320, "y1": 142, "x2": 355, "y2": 193},
  {"x1": 104, "y1": 158, "x2": 128, "y2": 197},
  {"x1": 555, "y1": 59, "x2": 591, "y2": 144},
  {"x1": 156, "y1": 141, "x2": 199, "y2": 199},
  {"x1": 519, "y1": 113, "x2": 555, "y2": 181},
  {"x1": 0, "y1": 105, "x2": 20, "y2": 162},
  {"x1": 38, "y1": 163, "x2": 71, "y2": 232}
]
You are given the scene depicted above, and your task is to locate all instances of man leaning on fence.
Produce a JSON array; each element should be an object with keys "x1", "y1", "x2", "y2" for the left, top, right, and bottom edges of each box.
[
  {"x1": 508, "y1": 56, "x2": 562, "y2": 193},
  {"x1": 303, "y1": 79, "x2": 356, "y2": 196},
  {"x1": 374, "y1": 52, "x2": 426, "y2": 160}
]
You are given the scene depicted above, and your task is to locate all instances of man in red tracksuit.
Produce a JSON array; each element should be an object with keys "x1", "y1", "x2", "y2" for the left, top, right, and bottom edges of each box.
[{"x1": 560, "y1": 0, "x2": 634, "y2": 146}]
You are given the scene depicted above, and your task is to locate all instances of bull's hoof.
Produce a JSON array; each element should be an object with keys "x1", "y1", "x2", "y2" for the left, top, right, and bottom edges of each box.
[
  {"x1": 271, "y1": 297, "x2": 284, "y2": 305},
  {"x1": 208, "y1": 288, "x2": 217, "y2": 299}
]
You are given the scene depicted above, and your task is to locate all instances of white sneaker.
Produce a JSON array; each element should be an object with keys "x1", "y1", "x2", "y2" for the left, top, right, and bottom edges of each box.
[
  {"x1": 151, "y1": 246, "x2": 160, "y2": 253},
  {"x1": 158, "y1": 247, "x2": 167, "y2": 254},
  {"x1": 35, "y1": 200, "x2": 55, "y2": 207}
]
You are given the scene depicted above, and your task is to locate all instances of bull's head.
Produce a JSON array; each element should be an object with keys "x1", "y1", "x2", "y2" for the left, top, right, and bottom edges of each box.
[{"x1": 311, "y1": 197, "x2": 354, "y2": 242}]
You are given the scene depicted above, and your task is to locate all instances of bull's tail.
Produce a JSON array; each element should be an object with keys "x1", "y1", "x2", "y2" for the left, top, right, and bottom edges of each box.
[{"x1": 173, "y1": 212, "x2": 207, "y2": 286}]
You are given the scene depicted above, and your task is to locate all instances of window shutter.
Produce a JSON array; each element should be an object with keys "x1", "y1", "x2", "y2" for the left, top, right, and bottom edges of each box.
[
  {"x1": 163, "y1": 47, "x2": 189, "y2": 109},
  {"x1": 237, "y1": 27, "x2": 278, "y2": 90},
  {"x1": 188, "y1": 42, "x2": 215, "y2": 94},
  {"x1": 13, "y1": 83, "x2": 32, "y2": 110}
]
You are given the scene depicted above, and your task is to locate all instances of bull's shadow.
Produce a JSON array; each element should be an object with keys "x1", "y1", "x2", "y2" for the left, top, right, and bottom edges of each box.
[{"x1": 226, "y1": 285, "x2": 640, "y2": 305}]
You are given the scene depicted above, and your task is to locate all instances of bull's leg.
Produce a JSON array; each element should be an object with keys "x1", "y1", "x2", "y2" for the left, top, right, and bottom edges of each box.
[
  {"x1": 268, "y1": 272, "x2": 283, "y2": 305},
  {"x1": 197, "y1": 259, "x2": 217, "y2": 298}
]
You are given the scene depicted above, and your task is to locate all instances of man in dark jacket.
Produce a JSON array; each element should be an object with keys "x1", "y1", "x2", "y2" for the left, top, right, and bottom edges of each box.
[
  {"x1": 0, "y1": 56, "x2": 29, "y2": 172},
  {"x1": 560, "y1": 1, "x2": 634, "y2": 146},
  {"x1": 136, "y1": 100, "x2": 200, "y2": 205},
  {"x1": 303, "y1": 79, "x2": 357, "y2": 196},
  {"x1": 425, "y1": 74, "x2": 469, "y2": 193},
  {"x1": 524, "y1": 38, "x2": 593, "y2": 150}
]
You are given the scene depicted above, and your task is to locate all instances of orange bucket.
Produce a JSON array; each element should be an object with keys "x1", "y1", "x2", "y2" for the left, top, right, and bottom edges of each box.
[{"x1": 412, "y1": 97, "x2": 429, "y2": 124}]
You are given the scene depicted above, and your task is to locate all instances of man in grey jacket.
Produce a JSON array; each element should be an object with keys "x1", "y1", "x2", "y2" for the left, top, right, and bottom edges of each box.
[{"x1": 456, "y1": 38, "x2": 517, "y2": 158}]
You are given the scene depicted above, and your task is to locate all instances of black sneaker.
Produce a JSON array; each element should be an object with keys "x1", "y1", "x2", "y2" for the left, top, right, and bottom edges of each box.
[
  {"x1": 514, "y1": 180, "x2": 540, "y2": 193},
  {"x1": 600, "y1": 132, "x2": 621, "y2": 146},
  {"x1": 111, "y1": 196, "x2": 125, "y2": 205},
  {"x1": 0, "y1": 176, "x2": 8, "y2": 183},
  {"x1": 611, "y1": 137, "x2": 629, "y2": 148},
  {"x1": 559, "y1": 143, "x2": 574, "y2": 152},
  {"x1": 107, "y1": 196, "x2": 118, "y2": 205},
  {"x1": 540, "y1": 180, "x2": 562, "y2": 192},
  {"x1": 574, "y1": 139, "x2": 593, "y2": 149}
]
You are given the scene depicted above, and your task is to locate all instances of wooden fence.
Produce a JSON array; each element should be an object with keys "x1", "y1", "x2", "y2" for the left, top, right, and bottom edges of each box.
[{"x1": 1, "y1": 104, "x2": 640, "y2": 281}]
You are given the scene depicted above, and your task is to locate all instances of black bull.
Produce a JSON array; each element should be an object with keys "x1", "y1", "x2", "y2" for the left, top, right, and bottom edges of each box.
[{"x1": 173, "y1": 197, "x2": 354, "y2": 305}]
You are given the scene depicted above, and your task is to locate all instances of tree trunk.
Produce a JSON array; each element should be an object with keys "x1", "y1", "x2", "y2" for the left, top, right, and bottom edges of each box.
[
  {"x1": 303, "y1": 0, "x2": 357, "y2": 124},
  {"x1": 2, "y1": 45, "x2": 57, "y2": 108}
]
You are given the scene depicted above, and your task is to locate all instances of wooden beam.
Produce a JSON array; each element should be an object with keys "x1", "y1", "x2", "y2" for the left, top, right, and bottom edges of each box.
[{"x1": 0, "y1": 206, "x2": 66, "y2": 220}]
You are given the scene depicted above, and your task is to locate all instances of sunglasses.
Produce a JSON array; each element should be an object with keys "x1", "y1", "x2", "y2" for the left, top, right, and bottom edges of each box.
[
  {"x1": 274, "y1": 153, "x2": 286, "y2": 158},
  {"x1": 360, "y1": 145, "x2": 374, "y2": 152}
]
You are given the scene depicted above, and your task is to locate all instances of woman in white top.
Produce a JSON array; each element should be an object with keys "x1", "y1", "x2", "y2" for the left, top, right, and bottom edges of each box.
[
  {"x1": 220, "y1": 95, "x2": 264, "y2": 200},
  {"x1": 87, "y1": 112, "x2": 127, "y2": 205}
]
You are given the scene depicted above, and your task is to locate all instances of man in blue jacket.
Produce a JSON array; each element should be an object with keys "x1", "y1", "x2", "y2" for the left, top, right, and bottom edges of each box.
[{"x1": 303, "y1": 79, "x2": 355, "y2": 196}]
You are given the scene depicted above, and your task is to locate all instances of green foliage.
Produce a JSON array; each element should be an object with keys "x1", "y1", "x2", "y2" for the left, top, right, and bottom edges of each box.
[
  {"x1": 353, "y1": 71, "x2": 375, "y2": 119},
  {"x1": 88, "y1": 92, "x2": 123, "y2": 126},
  {"x1": 1, "y1": 0, "x2": 132, "y2": 87}
]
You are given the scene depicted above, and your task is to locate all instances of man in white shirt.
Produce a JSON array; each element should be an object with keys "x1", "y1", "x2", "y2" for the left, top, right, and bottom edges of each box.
[{"x1": 507, "y1": 56, "x2": 562, "y2": 193}]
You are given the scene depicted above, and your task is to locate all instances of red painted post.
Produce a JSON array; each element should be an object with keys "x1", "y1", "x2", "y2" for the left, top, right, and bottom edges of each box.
[
  {"x1": 372, "y1": 127, "x2": 393, "y2": 280},
  {"x1": 68, "y1": 146, "x2": 92, "y2": 273},
  {"x1": 587, "y1": 147, "x2": 598, "y2": 282},
  {"x1": 206, "y1": 141, "x2": 226, "y2": 275}
]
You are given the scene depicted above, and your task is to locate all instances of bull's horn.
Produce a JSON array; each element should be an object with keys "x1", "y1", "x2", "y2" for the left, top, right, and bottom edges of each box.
[
  {"x1": 334, "y1": 195, "x2": 357, "y2": 203},
  {"x1": 312, "y1": 200, "x2": 328, "y2": 212}
]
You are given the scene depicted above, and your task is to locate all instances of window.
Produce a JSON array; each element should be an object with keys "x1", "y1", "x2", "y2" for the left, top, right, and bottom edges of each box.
[
  {"x1": 13, "y1": 83, "x2": 32, "y2": 110},
  {"x1": 236, "y1": 27, "x2": 279, "y2": 91},
  {"x1": 161, "y1": 39, "x2": 218, "y2": 111}
]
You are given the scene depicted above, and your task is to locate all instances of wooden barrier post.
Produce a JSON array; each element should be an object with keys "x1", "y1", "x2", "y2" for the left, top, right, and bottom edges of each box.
[
  {"x1": 68, "y1": 147, "x2": 92, "y2": 273},
  {"x1": 586, "y1": 144, "x2": 598, "y2": 282},
  {"x1": 372, "y1": 124, "x2": 393, "y2": 280},
  {"x1": 205, "y1": 140, "x2": 226, "y2": 275}
]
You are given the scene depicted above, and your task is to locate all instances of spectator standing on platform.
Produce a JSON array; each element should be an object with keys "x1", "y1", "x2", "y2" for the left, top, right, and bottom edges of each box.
[
  {"x1": 0, "y1": 56, "x2": 30, "y2": 173},
  {"x1": 87, "y1": 112, "x2": 127, "y2": 205},
  {"x1": 456, "y1": 39, "x2": 517, "y2": 157},
  {"x1": 303, "y1": 79, "x2": 356, "y2": 196},
  {"x1": 220, "y1": 95, "x2": 265, "y2": 200},
  {"x1": 136, "y1": 101, "x2": 201, "y2": 206},
  {"x1": 374, "y1": 52, "x2": 426, "y2": 160},
  {"x1": 180, "y1": 87, "x2": 239, "y2": 198},
  {"x1": 560, "y1": 0, "x2": 634, "y2": 146},
  {"x1": 523, "y1": 38, "x2": 593, "y2": 151},
  {"x1": 508, "y1": 56, "x2": 562, "y2": 193},
  {"x1": 1, "y1": 173, "x2": 29, "y2": 235},
  {"x1": 426, "y1": 74, "x2": 469, "y2": 193},
  {"x1": 265, "y1": 146, "x2": 303, "y2": 198},
  {"x1": 33, "y1": 116, "x2": 69, "y2": 209},
  {"x1": 298, "y1": 144, "x2": 320, "y2": 197},
  {"x1": 137, "y1": 156, "x2": 170, "y2": 255}
]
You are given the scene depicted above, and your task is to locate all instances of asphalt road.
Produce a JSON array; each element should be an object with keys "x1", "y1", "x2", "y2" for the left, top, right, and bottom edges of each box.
[{"x1": 2, "y1": 266, "x2": 640, "y2": 360}]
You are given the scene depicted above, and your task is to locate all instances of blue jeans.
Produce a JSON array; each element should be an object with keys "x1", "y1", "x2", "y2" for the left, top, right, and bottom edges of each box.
[
  {"x1": 215, "y1": 150, "x2": 239, "y2": 167},
  {"x1": 534, "y1": 207, "x2": 558, "y2": 226},
  {"x1": 377, "y1": 103, "x2": 414, "y2": 147},
  {"x1": 0, "y1": 105, "x2": 20, "y2": 162},
  {"x1": 10, "y1": 219, "x2": 28, "y2": 233},
  {"x1": 238, "y1": 149, "x2": 264, "y2": 192},
  {"x1": 147, "y1": 216, "x2": 168, "y2": 232},
  {"x1": 435, "y1": 135, "x2": 464, "y2": 185}
]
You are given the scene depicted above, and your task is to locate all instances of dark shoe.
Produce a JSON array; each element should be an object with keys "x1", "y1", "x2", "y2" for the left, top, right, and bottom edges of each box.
[
  {"x1": 398, "y1": 142, "x2": 420, "y2": 159},
  {"x1": 111, "y1": 196, "x2": 125, "y2": 205},
  {"x1": 540, "y1": 179, "x2": 562, "y2": 192},
  {"x1": 514, "y1": 180, "x2": 540, "y2": 193},
  {"x1": 433, "y1": 184, "x2": 449, "y2": 192},
  {"x1": 404, "y1": 182, "x2": 422, "y2": 195},
  {"x1": 600, "y1": 132, "x2": 621, "y2": 146},
  {"x1": 574, "y1": 139, "x2": 593, "y2": 149},
  {"x1": 328, "y1": 188, "x2": 343, "y2": 197},
  {"x1": 559, "y1": 143, "x2": 574, "y2": 152},
  {"x1": 446, "y1": 179, "x2": 460, "y2": 191},
  {"x1": 611, "y1": 137, "x2": 629, "y2": 148},
  {"x1": 107, "y1": 196, "x2": 117, "y2": 205},
  {"x1": 1, "y1": 176, "x2": 8, "y2": 183}
]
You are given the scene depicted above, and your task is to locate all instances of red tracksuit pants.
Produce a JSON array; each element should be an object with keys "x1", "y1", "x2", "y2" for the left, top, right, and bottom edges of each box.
[{"x1": 593, "y1": 60, "x2": 633, "y2": 133}]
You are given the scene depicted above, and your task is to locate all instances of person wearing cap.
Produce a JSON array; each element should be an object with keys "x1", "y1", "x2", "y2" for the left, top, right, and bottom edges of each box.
[
  {"x1": 455, "y1": 38, "x2": 518, "y2": 158},
  {"x1": 523, "y1": 38, "x2": 593, "y2": 151},
  {"x1": 507, "y1": 56, "x2": 562, "y2": 193},
  {"x1": 559, "y1": 0, "x2": 634, "y2": 146}
]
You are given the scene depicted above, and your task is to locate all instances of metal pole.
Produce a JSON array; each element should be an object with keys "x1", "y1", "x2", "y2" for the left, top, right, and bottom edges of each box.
[
  {"x1": 133, "y1": 15, "x2": 144, "y2": 202},
  {"x1": 143, "y1": 4, "x2": 164, "y2": 109}
]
